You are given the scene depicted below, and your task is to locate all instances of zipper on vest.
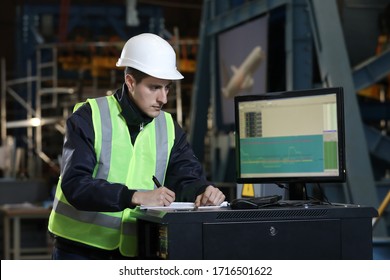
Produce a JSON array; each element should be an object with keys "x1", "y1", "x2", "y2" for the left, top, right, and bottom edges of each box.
[{"x1": 139, "y1": 122, "x2": 144, "y2": 131}]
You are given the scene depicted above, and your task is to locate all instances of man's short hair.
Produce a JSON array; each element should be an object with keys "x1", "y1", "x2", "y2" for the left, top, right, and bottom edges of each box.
[{"x1": 124, "y1": 67, "x2": 149, "y2": 83}]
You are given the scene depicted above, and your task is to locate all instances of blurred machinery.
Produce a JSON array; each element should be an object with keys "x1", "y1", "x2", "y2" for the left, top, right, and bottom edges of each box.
[
  {"x1": 221, "y1": 46, "x2": 264, "y2": 98},
  {"x1": 0, "y1": 1, "x2": 199, "y2": 179}
]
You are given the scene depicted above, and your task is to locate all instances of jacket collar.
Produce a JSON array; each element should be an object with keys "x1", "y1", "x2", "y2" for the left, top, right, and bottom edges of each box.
[{"x1": 114, "y1": 83, "x2": 153, "y2": 128}]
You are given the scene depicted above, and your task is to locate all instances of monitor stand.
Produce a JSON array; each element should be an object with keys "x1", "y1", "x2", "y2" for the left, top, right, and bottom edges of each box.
[{"x1": 288, "y1": 183, "x2": 308, "y2": 200}]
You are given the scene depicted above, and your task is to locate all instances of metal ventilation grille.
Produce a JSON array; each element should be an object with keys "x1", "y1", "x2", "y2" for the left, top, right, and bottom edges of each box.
[{"x1": 216, "y1": 209, "x2": 330, "y2": 221}]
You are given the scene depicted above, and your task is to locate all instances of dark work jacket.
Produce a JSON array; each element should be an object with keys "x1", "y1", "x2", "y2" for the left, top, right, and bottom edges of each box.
[{"x1": 59, "y1": 84, "x2": 210, "y2": 212}]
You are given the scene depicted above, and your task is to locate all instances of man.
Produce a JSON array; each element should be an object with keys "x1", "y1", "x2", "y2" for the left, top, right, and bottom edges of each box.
[{"x1": 48, "y1": 33, "x2": 225, "y2": 260}]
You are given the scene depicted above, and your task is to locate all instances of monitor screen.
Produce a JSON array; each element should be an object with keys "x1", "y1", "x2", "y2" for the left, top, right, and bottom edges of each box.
[{"x1": 234, "y1": 87, "x2": 346, "y2": 187}]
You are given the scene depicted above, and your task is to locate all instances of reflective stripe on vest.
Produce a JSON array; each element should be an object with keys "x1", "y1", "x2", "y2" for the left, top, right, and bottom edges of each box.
[
  {"x1": 95, "y1": 97, "x2": 112, "y2": 180},
  {"x1": 154, "y1": 111, "x2": 169, "y2": 185},
  {"x1": 48, "y1": 95, "x2": 174, "y2": 256},
  {"x1": 52, "y1": 196, "x2": 120, "y2": 229}
]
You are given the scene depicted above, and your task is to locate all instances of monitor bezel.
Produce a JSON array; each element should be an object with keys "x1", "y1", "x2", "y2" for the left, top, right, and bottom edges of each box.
[{"x1": 234, "y1": 87, "x2": 346, "y2": 184}]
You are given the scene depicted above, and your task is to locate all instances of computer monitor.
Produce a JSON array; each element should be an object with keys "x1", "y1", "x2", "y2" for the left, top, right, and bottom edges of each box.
[{"x1": 234, "y1": 87, "x2": 346, "y2": 200}]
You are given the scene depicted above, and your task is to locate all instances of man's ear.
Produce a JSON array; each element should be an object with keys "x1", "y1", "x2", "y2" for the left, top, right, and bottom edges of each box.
[{"x1": 125, "y1": 74, "x2": 136, "y2": 92}]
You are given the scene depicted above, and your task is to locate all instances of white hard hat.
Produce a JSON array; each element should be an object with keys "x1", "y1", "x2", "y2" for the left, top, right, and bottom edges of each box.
[{"x1": 116, "y1": 33, "x2": 184, "y2": 80}]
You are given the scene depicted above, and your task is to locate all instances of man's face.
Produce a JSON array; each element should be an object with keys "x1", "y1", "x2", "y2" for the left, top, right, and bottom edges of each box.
[{"x1": 125, "y1": 75, "x2": 172, "y2": 118}]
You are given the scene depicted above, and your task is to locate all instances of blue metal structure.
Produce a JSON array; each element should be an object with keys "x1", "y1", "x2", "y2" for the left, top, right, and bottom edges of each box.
[{"x1": 15, "y1": 3, "x2": 163, "y2": 78}]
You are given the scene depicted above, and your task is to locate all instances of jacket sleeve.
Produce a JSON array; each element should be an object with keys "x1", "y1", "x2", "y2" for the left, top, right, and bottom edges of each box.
[
  {"x1": 164, "y1": 121, "x2": 213, "y2": 202},
  {"x1": 60, "y1": 104, "x2": 135, "y2": 212}
]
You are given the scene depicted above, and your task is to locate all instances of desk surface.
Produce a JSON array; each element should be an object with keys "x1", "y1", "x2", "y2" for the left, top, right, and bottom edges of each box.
[
  {"x1": 133, "y1": 201, "x2": 378, "y2": 224},
  {"x1": 0, "y1": 203, "x2": 51, "y2": 217}
]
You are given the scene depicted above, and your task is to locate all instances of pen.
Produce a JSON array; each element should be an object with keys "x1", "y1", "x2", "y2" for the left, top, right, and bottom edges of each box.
[{"x1": 152, "y1": 175, "x2": 162, "y2": 188}]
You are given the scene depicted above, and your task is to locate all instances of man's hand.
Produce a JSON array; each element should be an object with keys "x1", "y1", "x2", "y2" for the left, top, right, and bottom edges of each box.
[
  {"x1": 132, "y1": 187, "x2": 175, "y2": 206},
  {"x1": 195, "y1": 185, "x2": 225, "y2": 207}
]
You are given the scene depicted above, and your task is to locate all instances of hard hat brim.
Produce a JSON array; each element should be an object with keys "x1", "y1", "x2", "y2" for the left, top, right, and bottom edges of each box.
[{"x1": 116, "y1": 59, "x2": 184, "y2": 80}]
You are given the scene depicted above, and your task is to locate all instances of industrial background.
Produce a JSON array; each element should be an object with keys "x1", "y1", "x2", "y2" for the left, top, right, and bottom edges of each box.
[{"x1": 0, "y1": 0, "x2": 389, "y2": 259}]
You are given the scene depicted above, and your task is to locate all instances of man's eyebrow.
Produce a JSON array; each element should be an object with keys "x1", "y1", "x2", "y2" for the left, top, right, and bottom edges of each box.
[{"x1": 148, "y1": 82, "x2": 173, "y2": 88}]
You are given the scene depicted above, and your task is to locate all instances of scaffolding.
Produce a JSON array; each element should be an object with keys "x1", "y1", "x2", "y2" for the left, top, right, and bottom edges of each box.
[
  {"x1": 1, "y1": 36, "x2": 198, "y2": 178},
  {"x1": 1, "y1": 45, "x2": 74, "y2": 178}
]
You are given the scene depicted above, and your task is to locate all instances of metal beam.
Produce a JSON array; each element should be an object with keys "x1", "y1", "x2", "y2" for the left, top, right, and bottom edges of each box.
[
  {"x1": 353, "y1": 48, "x2": 390, "y2": 91},
  {"x1": 285, "y1": 0, "x2": 313, "y2": 90},
  {"x1": 206, "y1": 0, "x2": 288, "y2": 36},
  {"x1": 365, "y1": 125, "x2": 390, "y2": 164},
  {"x1": 189, "y1": 0, "x2": 212, "y2": 161},
  {"x1": 306, "y1": 0, "x2": 386, "y2": 236}
]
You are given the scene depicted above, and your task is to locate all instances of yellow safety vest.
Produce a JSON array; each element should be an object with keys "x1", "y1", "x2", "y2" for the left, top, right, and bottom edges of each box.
[{"x1": 48, "y1": 95, "x2": 175, "y2": 256}]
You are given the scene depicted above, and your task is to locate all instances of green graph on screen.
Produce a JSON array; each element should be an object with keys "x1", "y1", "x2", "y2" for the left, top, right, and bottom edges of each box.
[
  {"x1": 240, "y1": 135, "x2": 328, "y2": 174},
  {"x1": 324, "y1": 141, "x2": 338, "y2": 169}
]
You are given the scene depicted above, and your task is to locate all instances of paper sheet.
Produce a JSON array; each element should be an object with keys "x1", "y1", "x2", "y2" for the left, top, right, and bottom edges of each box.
[{"x1": 140, "y1": 201, "x2": 229, "y2": 210}]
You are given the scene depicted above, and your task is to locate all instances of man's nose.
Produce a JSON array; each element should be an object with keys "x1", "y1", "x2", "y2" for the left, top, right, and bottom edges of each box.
[{"x1": 157, "y1": 88, "x2": 168, "y2": 104}]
